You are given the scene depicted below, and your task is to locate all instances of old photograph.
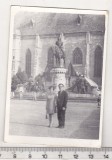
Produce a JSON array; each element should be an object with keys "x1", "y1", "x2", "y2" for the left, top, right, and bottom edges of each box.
[{"x1": 5, "y1": 6, "x2": 108, "y2": 147}]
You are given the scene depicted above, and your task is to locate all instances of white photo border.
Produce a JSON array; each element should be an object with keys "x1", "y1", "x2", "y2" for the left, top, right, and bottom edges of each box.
[{"x1": 4, "y1": 6, "x2": 108, "y2": 147}]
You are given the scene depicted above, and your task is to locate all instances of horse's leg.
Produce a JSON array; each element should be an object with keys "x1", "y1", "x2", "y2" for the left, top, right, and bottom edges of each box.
[
  {"x1": 56, "y1": 57, "x2": 57, "y2": 65},
  {"x1": 64, "y1": 57, "x2": 65, "y2": 65},
  {"x1": 56, "y1": 57, "x2": 58, "y2": 66},
  {"x1": 59, "y1": 58, "x2": 60, "y2": 66}
]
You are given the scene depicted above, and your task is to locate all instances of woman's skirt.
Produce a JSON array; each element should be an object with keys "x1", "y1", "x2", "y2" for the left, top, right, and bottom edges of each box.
[{"x1": 46, "y1": 98, "x2": 55, "y2": 114}]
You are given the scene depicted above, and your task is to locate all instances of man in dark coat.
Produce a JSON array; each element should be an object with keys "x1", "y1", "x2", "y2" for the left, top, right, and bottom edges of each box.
[{"x1": 57, "y1": 83, "x2": 68, "y2": 128}]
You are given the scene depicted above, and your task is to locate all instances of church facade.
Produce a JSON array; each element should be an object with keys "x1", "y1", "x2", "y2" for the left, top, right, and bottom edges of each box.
[{"x1": 12, "y1": 13, "x2": 105, "y2": 86}]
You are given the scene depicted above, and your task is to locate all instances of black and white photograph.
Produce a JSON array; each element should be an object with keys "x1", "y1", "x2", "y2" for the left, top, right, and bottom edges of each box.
[{"x1": 5, "y1": 6, "x2": 108, "y2": 147}]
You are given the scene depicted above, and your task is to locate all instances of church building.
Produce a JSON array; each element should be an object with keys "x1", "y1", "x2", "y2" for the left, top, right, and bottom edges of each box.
[{"x1": 12, "y1": 12, "x2": 105, "y2": 86}]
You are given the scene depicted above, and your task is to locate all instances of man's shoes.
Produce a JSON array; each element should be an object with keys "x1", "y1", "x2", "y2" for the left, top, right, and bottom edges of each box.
[
  {"x1": 56, "y1": 125, "x2": 64, "y2": 129},
  {"x1": 48, "y1": 125, "x2": 52, "y2": 128},
  {"x1": 59, "y1": 126, "x2": 63, "y2": 129},
  {"x1": 56, "y1": 126, "x2": 60, "y2": 128},
  {"x1": 60, "y1": 126, "x2": 64, "y2": 129}
]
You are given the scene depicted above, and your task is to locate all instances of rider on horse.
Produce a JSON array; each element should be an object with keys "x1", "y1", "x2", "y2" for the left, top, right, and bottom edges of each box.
[{"x1": 54, "y1": 36, "x2": 65, "y2": 66}]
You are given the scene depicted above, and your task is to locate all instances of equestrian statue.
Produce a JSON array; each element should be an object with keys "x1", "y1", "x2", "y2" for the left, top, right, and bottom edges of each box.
[{"x1": 54, "y1": 34, "x2": 66, "y2": 67}]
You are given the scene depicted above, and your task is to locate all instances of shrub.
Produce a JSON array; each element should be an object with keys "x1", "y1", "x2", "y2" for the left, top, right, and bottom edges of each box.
[
  {"x1": 16, "y1": 71, "x2": 28, "y2": 84},
  {"x1": 11, "y1": 75, "x2": 20, "y2": 92}
]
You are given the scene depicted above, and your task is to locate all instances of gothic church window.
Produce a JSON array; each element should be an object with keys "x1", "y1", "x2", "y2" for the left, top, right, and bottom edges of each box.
[
  {"x1": 73, "y1": 47, "x2": 83, "y2": 64},
  {"x1": 26, "y1": 49, "x2": 31, "y2": 78},
  {"x1": 45, "y1": 47, "x2": 54, "y2": 82},
  {"x1": 47, "y1": 47, "x2": 54, "y2": 68},
  {"x1": 94, "y1": 45, "x2": 103, "y2": 77}
]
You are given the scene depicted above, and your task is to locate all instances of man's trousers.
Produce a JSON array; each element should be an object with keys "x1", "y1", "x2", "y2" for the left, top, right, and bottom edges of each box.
[{"x1": 57, "y1": 108, "x2": 66, "y2": 127}]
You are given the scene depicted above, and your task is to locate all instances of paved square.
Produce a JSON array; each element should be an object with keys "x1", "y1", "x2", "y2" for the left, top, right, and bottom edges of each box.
[{"x1": 9, "y1": 100, "x2": 100, "y2": 139}]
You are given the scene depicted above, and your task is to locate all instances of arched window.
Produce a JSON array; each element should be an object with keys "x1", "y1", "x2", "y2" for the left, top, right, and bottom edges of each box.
[
  {"x1": 47, "y1": 47, "x2": 54, "y2": 68},
  {"x1": 73, "y1": 47, "x2": 83, "y2": 64},
  {"x1": 94, "y1": 46, "x2": 103, "y2": 77},
  {"x1": 26, "y1": 49, "x2": 31, "y2": 77},
  {"x1": 45, "y1": 47, "x2": 54, "y2": 82}
]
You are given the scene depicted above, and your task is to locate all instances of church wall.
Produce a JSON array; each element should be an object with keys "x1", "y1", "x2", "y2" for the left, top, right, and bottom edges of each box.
[
  {"x1": 89, "y1": 34, "x2": 104, "y2": 86},
  {"x1": 20, "y1": 38, "x2": 35, "y2": 76},
  {"x1": 64, "y1": 34, "x2": 87, "y2": 74},
  {"x1": 12, "y1": 35, "x2": 21, "y2": 75},
  {"x1": 40, "y1": 37, "x2": 57, "y2": 74},
  {"x1": 17, "y1": 32, "x2": 104, "y2": 86},
  {"x1": 40, "y1": 34, "x2": 87, "y2": 75}
]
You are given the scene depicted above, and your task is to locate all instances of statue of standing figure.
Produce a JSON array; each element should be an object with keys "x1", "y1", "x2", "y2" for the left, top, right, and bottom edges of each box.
[{"x1": 54, "y1": 34, "x2": 65, "y2": 67}]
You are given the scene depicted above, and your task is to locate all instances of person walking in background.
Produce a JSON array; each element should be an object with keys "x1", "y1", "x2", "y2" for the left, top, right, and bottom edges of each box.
[
  {"x1": 18, "y1": 84, "x2": 24, "y2": 100},
  {"x1": 31, "y1": 82, "x2": 39, "y2": 101},
  {"x1": 57, "y1": 84, "x2": 68, "y2": 128},
  {"x1": 46, "y1": 86, "x2": 57, "y2": 127}
]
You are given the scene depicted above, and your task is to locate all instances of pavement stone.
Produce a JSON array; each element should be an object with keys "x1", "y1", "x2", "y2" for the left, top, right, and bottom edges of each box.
[{"x1": 9, "y1": 99, "x2": 100, "y2": 139}]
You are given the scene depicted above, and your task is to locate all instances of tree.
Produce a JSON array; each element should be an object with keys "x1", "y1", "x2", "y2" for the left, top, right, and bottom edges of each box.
[
  {"x1": 16, "y1": 71, "x2": 28, "y2": 84},
  {"x1": 11, "y1": 75, "x2": 20, "y2": 92},
  {"x1": 35, "y1": 74, "x2": 45, "y2": 91},
  {"x1": 25, "y1": 76, "x2": 34, "y2": 92}
]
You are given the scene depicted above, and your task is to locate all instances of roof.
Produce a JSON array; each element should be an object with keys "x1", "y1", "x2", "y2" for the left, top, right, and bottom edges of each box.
[{"x1": 14, "y1": 11, "x2": 105, "y2": 35}]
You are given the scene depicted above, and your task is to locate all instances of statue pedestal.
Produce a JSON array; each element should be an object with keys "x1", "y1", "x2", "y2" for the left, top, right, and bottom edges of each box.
[{"x1": 51, "y1": 67, "x2": 67, "y2": 92}]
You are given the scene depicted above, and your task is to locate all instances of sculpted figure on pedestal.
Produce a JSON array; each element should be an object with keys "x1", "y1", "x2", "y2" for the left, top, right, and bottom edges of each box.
[{"x1": 54, "y1": 34, "x2": 65, "y2": 67}]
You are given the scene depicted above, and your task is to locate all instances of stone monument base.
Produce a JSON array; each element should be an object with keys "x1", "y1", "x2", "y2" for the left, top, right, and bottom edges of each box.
[{"x1": 51, "y1": 67, "x2": 67, "y2": 92}]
